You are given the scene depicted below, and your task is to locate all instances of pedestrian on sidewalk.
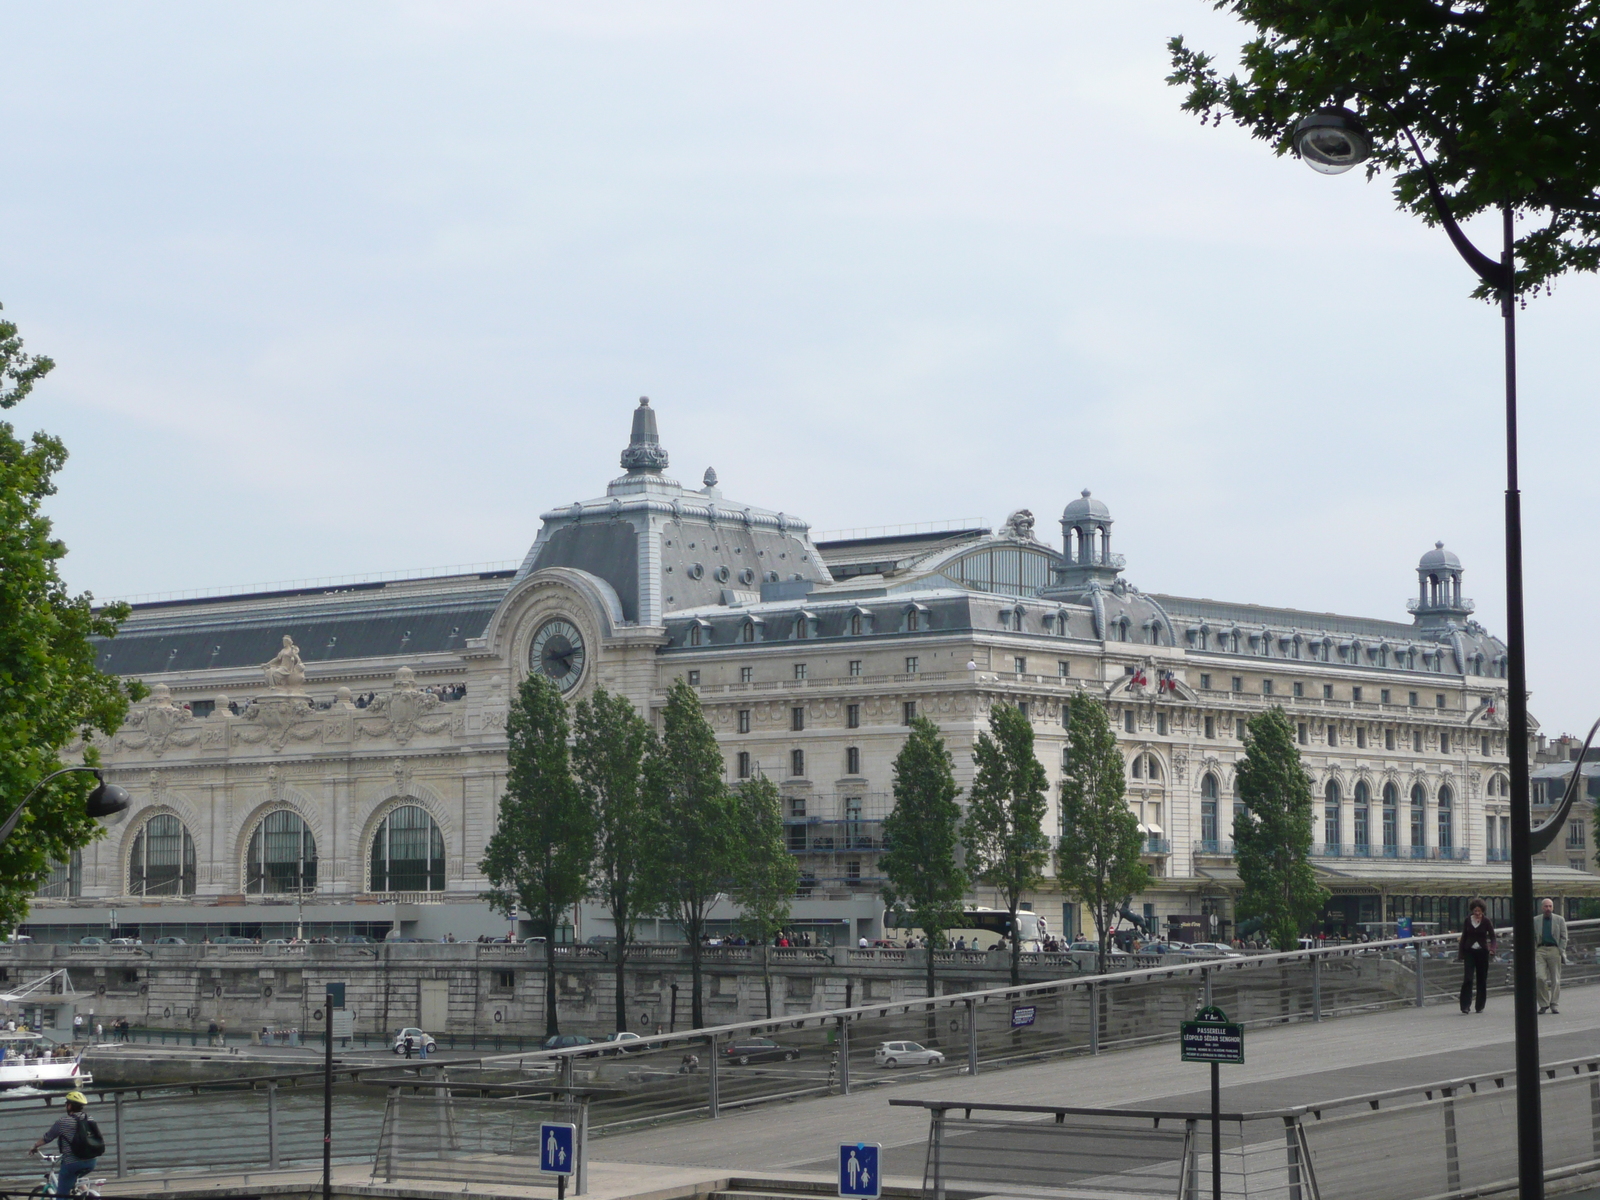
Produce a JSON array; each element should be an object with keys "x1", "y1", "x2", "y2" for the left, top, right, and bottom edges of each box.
[
  {"x1": 1458, "y1": 897, "x2": 1496, "y2": 1014},
  {"x1": 1536, "y1": 897, "x2": 1568, "y2": 1014}
]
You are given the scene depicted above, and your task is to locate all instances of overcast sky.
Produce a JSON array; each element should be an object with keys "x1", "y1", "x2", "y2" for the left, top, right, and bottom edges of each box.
[{"x1": 5, "y1": 3, "x2": 1597, "y2": 737}]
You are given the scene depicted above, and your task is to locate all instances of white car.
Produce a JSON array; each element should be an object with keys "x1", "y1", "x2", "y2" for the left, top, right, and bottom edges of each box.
[
  {"x1": 607, "y1": 1031, "x2": 644, "y2": 1052},
  {"x1": 1188, "y1": 942, "x2": 1245, "y2": 958},
  {"x1": 392, "y1": 1027, "x2": 438, "y2": 1055},
  {"x1": 874, "y1": 1041, "x2": 944, "y2": 1068}
]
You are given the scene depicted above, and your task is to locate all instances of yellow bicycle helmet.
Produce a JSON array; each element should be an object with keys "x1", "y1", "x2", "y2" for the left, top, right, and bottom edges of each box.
[{"x1": 64, "y1": 1091, "x2": 87, "y2": 1105}]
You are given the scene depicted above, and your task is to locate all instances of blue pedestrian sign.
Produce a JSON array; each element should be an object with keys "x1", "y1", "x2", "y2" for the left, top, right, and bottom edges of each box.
[
  {"x1": 540, "y1": 1122, "x2": 576, "y2": 1176},
  {"x1": 839, "y1": 1142, "x2": 882, "y2": 1199}
]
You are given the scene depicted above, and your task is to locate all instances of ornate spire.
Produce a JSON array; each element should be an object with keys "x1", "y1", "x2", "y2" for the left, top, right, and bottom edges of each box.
[{"x1": 620, "y1": 397, "x2": 670, "y2": 473}]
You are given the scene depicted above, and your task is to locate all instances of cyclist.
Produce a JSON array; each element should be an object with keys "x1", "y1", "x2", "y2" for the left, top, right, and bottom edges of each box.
[{"x1": 30, "y1": 1090, "x2": 99, "y2": 1197}]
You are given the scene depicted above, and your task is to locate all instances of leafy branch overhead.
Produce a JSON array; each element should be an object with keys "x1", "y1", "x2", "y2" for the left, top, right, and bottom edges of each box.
[{"x1": 1168, "y1": 2, "x2": 1600, "y2": 297}]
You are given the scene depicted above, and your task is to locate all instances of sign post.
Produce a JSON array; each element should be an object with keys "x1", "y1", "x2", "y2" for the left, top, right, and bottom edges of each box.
[
  {"x1": 541, "y1": 1122, "x2": 577, "y2": 1200},
  {"x1": 838, "y1": 1142, "x2": 882, "y2": 1200},
  {"x1": 1181, "y1": 1005, "x2": 1243, "y2": 1200},
  {"x1": 323, "y1": 982, "x2": 345, "y2": 1200}
]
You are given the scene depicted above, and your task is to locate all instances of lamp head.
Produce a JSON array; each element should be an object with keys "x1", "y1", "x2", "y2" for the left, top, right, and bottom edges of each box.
[
  {"x1": 85, "y1": 775, "x2": 131, "y2": 827},
  {"x1": 1292, "y1": 107, "x2": 1372, "y2": 175}
]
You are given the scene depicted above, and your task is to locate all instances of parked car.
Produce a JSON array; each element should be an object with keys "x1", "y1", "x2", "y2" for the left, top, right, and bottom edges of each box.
[
  {"x1": 78, "y1": 937, "x2": 105, "y2": 945},
  {"x1": 722, "y1": 1038, "x2": 798, "y2": 1065},
  {"x1": 606, "y1": 1031, "x2": 644, "y2": 1052},
  {"x1": 108, "y1": 937, "x2": 141, "y2": 946},
  {"x1": 209, "y1": 935, "x2": 250, "y2": 944},
  {"x1": 1189, "y1": 942, "x2": 1245, "y2": 958},
  {"x1": 873, "y1": 1041, "x2": 944, "y2": 1068},
  {"x1": 153, "y1": 936, "x2": 186, "y2": 945},
  {"x1": 541, "y1": 1034, "x2": 601, "y2": 1056},
  {"x1": 391, "y1": 1028, "x2": 438, "y2": 1055}
]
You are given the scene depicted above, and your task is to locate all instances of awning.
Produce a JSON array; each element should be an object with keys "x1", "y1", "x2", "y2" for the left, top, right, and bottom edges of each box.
[{"x1": 1146, "y1": 822, "x2": 1164, "y2": 835}]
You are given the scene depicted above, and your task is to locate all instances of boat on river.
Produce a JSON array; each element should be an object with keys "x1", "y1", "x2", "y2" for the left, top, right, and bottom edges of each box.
[{"x1": 0, "y1": 1031, "x2": 91, "y2": 1090}]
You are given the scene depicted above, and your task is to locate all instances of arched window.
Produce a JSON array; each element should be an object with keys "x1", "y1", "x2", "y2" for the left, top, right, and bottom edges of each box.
[
  {"x1": 1130, "y1": 752, "x2": 1160, "y2": 781},
  {"x1": 1353, "y1": 781, "x2": 1370, "y2": 850},
  {"x1": 1201, "y1": 773, "x2": 1219, "y2": 845},
  {"x1": 1324, "y1": 780, "x2": 1341, "y2": 849},
  {"x1": 1382, "y1": 783, "x2": 1398, "y2": 852},
  {"x1": 1437, "y1": 785, "x2": 1454, "y2": 851},
  {"x1": 37, "y1": 850, "x2": 83, "y2": 899},
  {"x1": 688, "y1": 624, "x2": 703, "y2": 647},
  {"x1": 370, "y1": 805, "x2": 446, "y2": 893},
  {"x1": 1149, "y1": 621, "x2": 1161, "y2": 646},
  {"x1": 850, "y1": 613, "x2": 863, "y2": 636},
  {"x1": 130, "y1": 814, "x2": 196, "y2": 896},
  {"x1": 906, "y1": 608, "x2": 920, "y2": 632},
  {"x1": 247, "y1": 810, "x2": 318, "y2": 894},
  {"x1": 1410, "y1": 783, "x2": 1427, "y2": 851}
]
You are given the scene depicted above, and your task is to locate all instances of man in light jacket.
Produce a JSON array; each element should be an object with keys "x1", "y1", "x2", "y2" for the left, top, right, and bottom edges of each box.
[{"x1": 1536, "y1": 897, "x2": 1569, "y2": 1014}]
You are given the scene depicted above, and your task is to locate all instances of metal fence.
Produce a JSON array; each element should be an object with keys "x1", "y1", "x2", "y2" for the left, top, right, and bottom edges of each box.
[{"x1": 372, "y1": 1084, "x2": 586, "y2": 1191}]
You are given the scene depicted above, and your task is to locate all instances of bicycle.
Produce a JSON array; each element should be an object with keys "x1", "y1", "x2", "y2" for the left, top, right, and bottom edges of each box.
[{"x1": 29, "y1": 1152, "x2": 105, "y2": 1200}]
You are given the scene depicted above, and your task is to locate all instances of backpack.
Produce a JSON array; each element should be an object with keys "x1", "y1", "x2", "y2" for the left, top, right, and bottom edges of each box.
[{"x1": 70, "y1": 1114, "x2": 105, "y2": 1159}]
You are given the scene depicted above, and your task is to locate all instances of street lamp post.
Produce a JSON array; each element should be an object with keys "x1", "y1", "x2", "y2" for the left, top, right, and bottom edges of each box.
[
  {"x1": 1290, "y1": 108, "x2": 1596, "y2": 1200},
  {"x1": 1, "y1": 767, "x2": 131, "y2": 847}
]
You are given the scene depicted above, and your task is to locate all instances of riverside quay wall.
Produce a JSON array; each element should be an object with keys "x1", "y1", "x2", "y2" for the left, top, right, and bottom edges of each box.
[{"x1": 0, "y1": 942, "x2": 1101, "y2": 1037}]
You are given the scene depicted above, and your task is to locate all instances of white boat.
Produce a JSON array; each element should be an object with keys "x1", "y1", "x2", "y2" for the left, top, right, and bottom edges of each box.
[{"x1": 0, "y1": 1031, "x2": 92, "y2": 1090}]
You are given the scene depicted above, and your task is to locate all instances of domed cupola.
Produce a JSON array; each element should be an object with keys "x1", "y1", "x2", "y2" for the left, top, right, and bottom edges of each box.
[
  {"x1": 1410, "y1": 541, "x2": 1474, "y2": 630},
  {"x1": 1054, "y1": 489, "x2": 1124, "y2": 592}
]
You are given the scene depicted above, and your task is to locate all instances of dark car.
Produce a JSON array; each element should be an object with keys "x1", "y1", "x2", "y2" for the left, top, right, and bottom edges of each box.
[
  {"x1": 541, "y1": 1034, "x2": 599, "y2": 1056},
  {"x1": 723, "y1": 1038, "x2": 799, "y2": 1065}
]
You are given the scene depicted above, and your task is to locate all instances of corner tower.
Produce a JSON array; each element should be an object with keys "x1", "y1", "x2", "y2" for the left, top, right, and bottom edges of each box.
[
  {"x1": 1410, "y1": 541, "x2": 1474, "y2": 630},
  {"x1": 1054, "y1": 489, "x2": 1124, "y2": 593}
]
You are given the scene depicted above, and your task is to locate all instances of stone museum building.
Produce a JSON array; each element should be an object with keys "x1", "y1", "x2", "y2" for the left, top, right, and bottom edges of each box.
[{"x1": 28, "y1": 399, "x2": 1599, "y2": 945}]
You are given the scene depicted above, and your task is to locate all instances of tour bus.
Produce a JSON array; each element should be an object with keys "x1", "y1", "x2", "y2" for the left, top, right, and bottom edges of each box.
[{"x1": 883, "y1": 907, "x2": 1049, "y2": 951}]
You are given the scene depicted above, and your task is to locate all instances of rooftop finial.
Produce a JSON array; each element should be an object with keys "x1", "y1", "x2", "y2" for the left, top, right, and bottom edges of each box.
[
  {"x1": 703, "y1": 467, "x2": 718, "y2": 488},
  {"x1": 621, "y1": 396, "x2": 670, "y2": 473}
]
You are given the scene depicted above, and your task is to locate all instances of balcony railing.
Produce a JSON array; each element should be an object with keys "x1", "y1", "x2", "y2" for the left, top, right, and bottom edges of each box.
[
  {"x1": 1142, "y1": 836, "x2": 1171, "y2": 855},
  {"x1": 785, "y1": 818, "x2": 885, "y2": 854},
  {"x1": 1316, "y1": 843, "x2": 1469, "y2": 861},
  {"x1": 1193, "y1": 839, "x2": 1236, "y2": 857},
  {"x1": 1488, "y1": 848, "x2": 1510, "y2": 862}
]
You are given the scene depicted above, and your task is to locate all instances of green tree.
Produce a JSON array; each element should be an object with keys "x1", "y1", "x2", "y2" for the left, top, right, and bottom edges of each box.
[
  {"x1": 572, "y1": 687, "x2": 658, "y2": 1036},
  {"x1": 881, "y1": 715, "x2": 967, "y2": 1008},
  {"x1": 1233, "y1": 708, "x2": 1328, "y2": 951},
  {"x1": 1056, "y1": 694, "x2": 1152, "y2": 976},
  {"x1": 480, "y1": 673, "x2": 596, "y2": 1036},
  {"x1": 0, "y1": 303, "x2": 142, "y2": 930},
  {"x1": 962, "y1": 704, "x2": 1051, "y2": 986},
  {"x1": 730, "y1": 773, "x2": 799, "y2": 1020},
  {"x1": 1167, "y1": 2, "x2": 1600, "y2": 299},
  {"x1": 643, "y1": 678, "x2": 740, "y2": 1029}
]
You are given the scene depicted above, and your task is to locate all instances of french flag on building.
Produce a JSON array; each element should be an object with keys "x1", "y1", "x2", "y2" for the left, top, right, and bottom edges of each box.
[
  {"x1": 1159, "y1": 670, "x2": 1177, "y2": 693},
  {"x1": 1132, "y1": 667, "x2": 1149, "y2": 688}
]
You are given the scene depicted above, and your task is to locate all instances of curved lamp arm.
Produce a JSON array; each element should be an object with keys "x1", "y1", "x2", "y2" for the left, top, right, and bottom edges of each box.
[
  {"x1": 1528, "y1": 715, "x2": 1600, "y2": 856},
  {"x1": 1395, "y1": 125, "x2": 1508, "y2": 290},
  {"x1": 0, "y1": 766, "x2": 130, "y2": 847}
]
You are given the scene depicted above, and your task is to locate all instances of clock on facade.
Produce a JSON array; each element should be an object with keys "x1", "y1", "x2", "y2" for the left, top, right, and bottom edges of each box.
[{"x1": 530, "y1": 619, "x2": 586, "y2": 693}]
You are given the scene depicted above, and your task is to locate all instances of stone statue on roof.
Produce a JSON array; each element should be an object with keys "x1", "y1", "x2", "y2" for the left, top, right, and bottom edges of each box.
[
  {"x1": 1003, "y1": 509, "x2": 1037, "y2": 540},
  {"x1": 262, "y1": 636, "x2": 307, "y2": 694}
]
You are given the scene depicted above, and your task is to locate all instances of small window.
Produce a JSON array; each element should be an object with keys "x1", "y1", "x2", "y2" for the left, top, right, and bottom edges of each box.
[
  {"x1": 1205, "y1": 716, "x2": 1215, "y2": 739},
  {"x1": 846, "y1": 746, "x2": 861, "y2": 775},
  {"x1": 1236, "y1": 718, "x2": 1247, "y2": 739},
  {"x1": 1058, "y1": 661, "x2": 1070, "y2": 678},
  {"x1": 903, "y1": 701, "x2": 917, "y2": 725},
  {"x1": 790, "y1": 749, "x2": 805, "y2": 777},
  {"x1": 905, "y1": 656, "x2": 920, "y2": 674},
  {"x1": 1293, "y1": 682, "x2": 1303, "y2": 698},
  {"x1": 849, "y1": 613, "x2": 864, "y2": 636},
  {"x1": 741, "y1": 623, "x2": 756, "y2": 643},
  {"x1": 849, "y1": 660, "x2": 863, "y2": 677},
  {"x1": 740, "y1": 666, "x2": 753, "y2": 683},
  {"x1": 1356, "y1": 728, "x2": 1367, "y2": 749},
  {"x1": 1409, "y1": 691, "x2": 1419, "y2": 707},
  {"x1": 1014, "y1": 657, "x2": 1027, "y2": 675},
  {"x1": 1440, "y1": 732, "x2": 1450, "y2": 754},
  {"x1": 1327, "y1": 724, "x2": 1337, "y2": 747},
  {"x1": 189, "y1": 699, "x2": 215, "y2": 718},
  {"x1": 1200, "y1": 674, "x2": 1211, "y2": 690},
  {"x1": 1231, "y1": 676, "x2": 1243, "y2": 693},
  {"x1": 794, "y1": 663, "x2": 808, "y2": 681},
  {"x1": 1414, "y1": 731, "x2": 1423, "y2": 753},
  {"x1": 1436, "y1": 694, "x2": 1446, "y2": 709},
  {"x1": 737, "y1": 752, "x2": 751, "y2": 779},
  {"x1": 1385, "y1": 729, "x2": 1395, "y2": 751},
  {"x1": 496, "y1": 971, "x2": 516, "y2": 991},
  {"x1": 687, "y1": 670, "x2": 700, "y2": 686},
  {"x1": 1156, "y1": 712, "x2": 1168, "y2": 736},
  {"x1": 906, "y1": 610, "x2": 921, "y2": 632},
  {"x1": 1352, "y1": 686, "x2": 1363, "y2": 703},
  {"x1": 1323, "y1": 684, "x2": 1334, "y2": 700},
  {"x1": 1481, "y1": 735, "x2": 1490, "y2": 756},
  {"x1": 789, "y1": 797, "x2": 806, "y2": 819},
  {"x1": 1381, "y1": 689, "x2": 1391, "y2": 704},
  {"x1": 791, "y1": 706, "x2": 805, "y2": 732},
  {"x1": 737, "y1": 709, "x2": 751, "y2": 734},
  {"x1": 1568, "y1": 820, "x2": 1586, "y2": 848},
  {"x1": 688, "y1": 625, "x2": 702, "y2": 647},
  {"x1": 846, "y1": 860, "x2": 861, "y2": 882},
  {"x1": 1262, "y1": 680, "x2": 1273, "y2": 696},
  {"x1": 1297, "y1": 722, "x2": 1308, "y2": 746},
  {"x1": 1124, "y1": 710, "x2": 1135, "y2": 734},
  {"x1": 847, "y1": 704, "x2": 860, "y2": 729}
]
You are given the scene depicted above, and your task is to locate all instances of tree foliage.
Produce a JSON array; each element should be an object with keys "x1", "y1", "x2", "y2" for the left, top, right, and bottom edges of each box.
[
  {"x1": 643, "y1": 678, "x2": 740, "y2": 1030},
  {"x1": 1168, "y1": 2, "x2": 1600, "y2": 297},
  {"x1": 881, "y1": 715, "x2": 967, "y2": 1005},
  {"x1": 730, "y1": 773, "x2": 799, "y2": 1020},
  {"x1": 1233, "y1": 707, "x2": 1328, "y2": 951},
  {"x1": 0, "y1": 303, "x2": 142, "y2": 930},
  {"x1": 480, "y1": 673, "x2": 596, "y2": 1036},
  {"x1": 572, "y1": 687, "x2": 658, "y2": 1036},
  {"x1": 1056, "y1": 694, "x2": 1151, "y2": 976},
  {"x1": 962, "y1": 704, "x2": 1051, "y2": 985}
]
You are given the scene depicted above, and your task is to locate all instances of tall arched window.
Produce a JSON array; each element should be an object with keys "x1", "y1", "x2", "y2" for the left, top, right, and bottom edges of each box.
[
  {"x1": 37, "y1": 850, "x2": 83, "y2": 899},
  {"x1": 1353, "y1": 781, "x2": 1370, "y2": 852},
  {"x1": 247, "y1": 810, "x2": 318, "y2": 894},
  {"x1": 130, "y1": 814, "x2": 196, "y2": 896},
  {"x1": 370, "y1": 805, "x2": 446, "y2": 893},
  {"x1": 1410, "y1": 783, "x2": 1427, "y2": 852},
  {"x1": 1200, "y1": 774, "x2": 1218, "y2": 845},
  {"x1": 1324, "y1": 780, "x2": 1341, "y2": 849},
  {"x1": 1437, "y1": 785, "x2": 1454, "y2": 852},
  {"x1": 1382, "y1": 783, "x2": 1398, "y2": 853}
]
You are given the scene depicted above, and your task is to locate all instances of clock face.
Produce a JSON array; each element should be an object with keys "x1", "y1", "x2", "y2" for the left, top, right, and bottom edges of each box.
[{"x1": 530, "y1": 619, "x2": 586, "y2": 693}]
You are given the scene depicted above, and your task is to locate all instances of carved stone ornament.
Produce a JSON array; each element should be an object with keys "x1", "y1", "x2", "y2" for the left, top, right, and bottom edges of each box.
[
  {"x1": 236, "y1": 695, "x2": 319, "y2": 752},
  {"x1": 1003, "y1": 509, "x2": 1037, "y2": 540},
  {"x1": 117, "y1": 683, "x2": 201, "y2": 757},
  {"x1": 359, "y1": 666, "x2": 450, "y2": 746}
]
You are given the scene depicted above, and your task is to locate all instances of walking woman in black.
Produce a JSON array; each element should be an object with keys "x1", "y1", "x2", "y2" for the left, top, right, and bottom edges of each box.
[{"x1": 1459, "y1": 897, "x2": 1497, "y2": 1013}]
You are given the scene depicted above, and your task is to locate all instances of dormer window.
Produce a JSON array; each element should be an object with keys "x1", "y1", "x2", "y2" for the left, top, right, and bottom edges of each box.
[
  {"x1": 741, "y1": 617, "x2": 764, "y2": 643},
  {"x1": 848, "y1": 607, "x2": 874, "y2": 636},
  {"x1": 686, "y1": 619, "x2": 711, "y2": 647},
  {"x1": 902, "y1": 603, "x2": 930, "y2": 633},
  {"x1": 794, "y1": 610, "x2": 818, "y2": 639},
  {"x1": 689, "y1": 625, "x2": 702, "y2": 647}
]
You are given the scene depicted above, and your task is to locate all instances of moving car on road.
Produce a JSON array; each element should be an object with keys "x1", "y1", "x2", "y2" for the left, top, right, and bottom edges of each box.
[
  {"x1": 722, "y1": 1038, "x2": 798, "y2": 1065},
  {"x1": 873, "y1": 1041, "x2": 944, "y2": 1068}
]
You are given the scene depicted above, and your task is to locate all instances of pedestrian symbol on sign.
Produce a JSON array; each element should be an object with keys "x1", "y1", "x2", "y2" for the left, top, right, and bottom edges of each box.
[
  {"x1": 838, "y1": 1142, "x2": 882, "y2": 1199},
  {"x1": 539, "y1": 1122, "x2": 576, "y2": 1176}
]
